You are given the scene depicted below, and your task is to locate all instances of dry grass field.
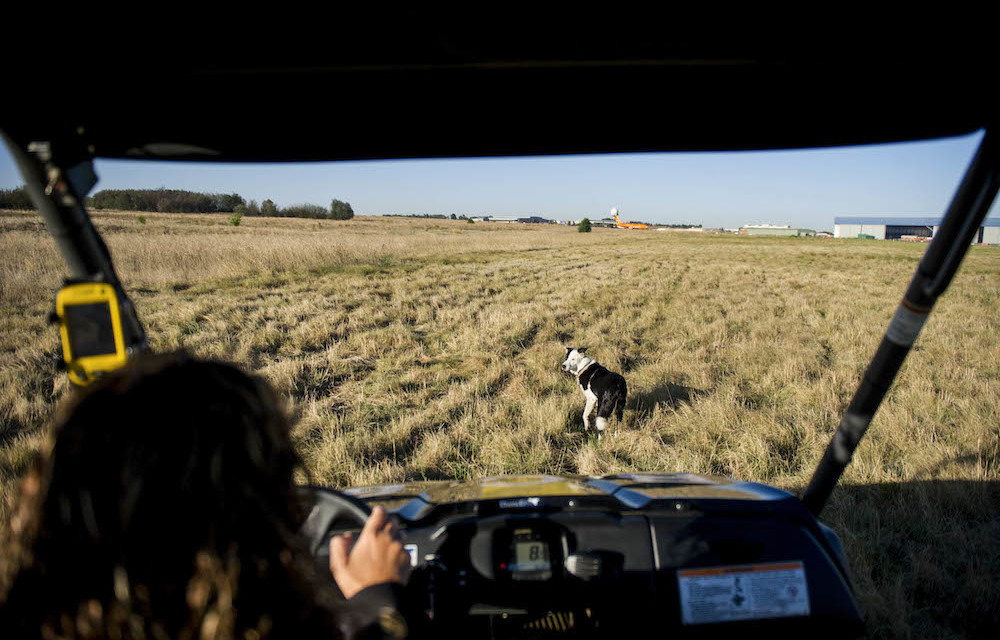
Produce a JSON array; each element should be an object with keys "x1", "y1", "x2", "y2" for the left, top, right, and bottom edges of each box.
[{"x1": 1, "y1": 210, "x2": 998, "y2": 638}]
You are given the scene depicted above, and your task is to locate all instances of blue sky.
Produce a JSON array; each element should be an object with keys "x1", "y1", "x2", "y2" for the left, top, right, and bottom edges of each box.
[{"x1": 2, "y1": 131, "x2": 997, "y2": 230}]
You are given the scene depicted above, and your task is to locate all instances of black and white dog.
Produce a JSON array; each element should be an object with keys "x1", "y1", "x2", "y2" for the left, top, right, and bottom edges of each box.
[{"x1": 561, "y1": 347, "x2": 627, "y2": 438}]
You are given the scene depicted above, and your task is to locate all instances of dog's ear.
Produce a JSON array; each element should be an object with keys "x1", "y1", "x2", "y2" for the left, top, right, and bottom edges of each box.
[
  {"x1": 564, "y1": 346, "x2": 574, "y2": 355},
  {"x1": 578, "y1": 347, "x2": 587, "y2": 354}
]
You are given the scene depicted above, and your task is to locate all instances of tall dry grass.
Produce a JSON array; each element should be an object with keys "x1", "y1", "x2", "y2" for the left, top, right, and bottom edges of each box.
[{"x1": 1, "y1": 210, "x2": 998, "y2": 638}]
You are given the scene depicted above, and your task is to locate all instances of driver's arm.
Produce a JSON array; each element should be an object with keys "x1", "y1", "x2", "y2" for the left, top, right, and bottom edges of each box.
[{"x1": 329, "y1": 505, "x2": 412, "y2": 640}]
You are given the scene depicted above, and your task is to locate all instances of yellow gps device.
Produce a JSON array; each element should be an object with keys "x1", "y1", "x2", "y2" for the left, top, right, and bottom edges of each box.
[{"x1": 55, "y1": 282, "x2": 129, "y2": 386}]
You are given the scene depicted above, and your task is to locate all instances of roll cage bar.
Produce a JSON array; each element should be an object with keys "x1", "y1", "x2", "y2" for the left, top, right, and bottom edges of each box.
[
  {"x1": 2, "y1": 130, "x2": 147, "y2": 356},
  {"x1": 3, "y1": 125, "x2": 999, "y2": 517}
]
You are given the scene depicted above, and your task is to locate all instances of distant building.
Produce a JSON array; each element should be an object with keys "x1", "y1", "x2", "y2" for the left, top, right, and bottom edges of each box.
[
  {"x1": 517, "y1": 216, "x2": 552, "y2": 224},
  {"x1": 833, "y1": 216, "x2": 1000, "y2": 244},
  {"x1": 740, "y1": 224, "x2": 816, "y2": 237},
  {"x1": 481, "y1": 214, "x2": 552, "y2": 224}
]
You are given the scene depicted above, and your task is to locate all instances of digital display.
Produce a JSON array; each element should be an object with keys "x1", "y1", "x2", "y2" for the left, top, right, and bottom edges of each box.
[
  {"x1": 514, "y1": 541, "x2": 549, "y2": 571},
  {"x1": 514, "y1": 542, "x2": 549, "y2": 571},
  {"x1": 65, "y1": 302, "x2": 117, "y2": 358},
  {"x1": 501, "y1": 528, "x2": 555, "y2": 581}
]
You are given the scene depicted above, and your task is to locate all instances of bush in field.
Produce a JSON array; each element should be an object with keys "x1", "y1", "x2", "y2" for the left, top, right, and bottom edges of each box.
[
  {"x1": 229, "y1": 210, "x2": 243, "y2": 226},
  {"x1": 261, "y1": 199, "x2": 278, "y2": 216},
  {"x1": 329, "y1": 199, "x2": 355, "y2": 220},
  {"x1": 578, "y1": 218, "x2": 592, "y2": 233},
  {"x1": 137, "y1": 215, "x2": 146, "y2": 224}
]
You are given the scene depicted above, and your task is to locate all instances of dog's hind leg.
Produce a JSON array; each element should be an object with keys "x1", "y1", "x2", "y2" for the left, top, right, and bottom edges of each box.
[
  {"x1": 583, "y1": 395, "x2": 597, "y2": 432},
  {"x1": 598, "y1": 396, "x2": 623, "y2": 438}
]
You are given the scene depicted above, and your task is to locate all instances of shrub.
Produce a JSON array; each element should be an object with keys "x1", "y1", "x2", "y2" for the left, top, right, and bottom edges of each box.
[
  {"x1": 330, "y1": 199, "x2": 355, "y2": 220},
  {"x1": 578, "y1": 218, "x2": 592, "y2": 233},
  {"x1": 136, "y1": 215, "x2": 146, "y2": 224},
  {"x1": 229, "y1": 211, "x2": 243, "y2": 226},
  {"x1": 261, "y1": 199, "x2": 278, "y2": 216}
]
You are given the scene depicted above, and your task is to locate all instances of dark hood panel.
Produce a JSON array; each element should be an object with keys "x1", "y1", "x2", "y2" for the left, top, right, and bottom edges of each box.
[{"x1": 343, "y1": 473, "x2": 795, "y2": 511}]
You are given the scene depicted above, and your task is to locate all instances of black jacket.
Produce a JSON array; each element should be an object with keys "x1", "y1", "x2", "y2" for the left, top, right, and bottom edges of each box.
[{"x1": 343, "y1": 582, "x2": 415, "y2": 640}]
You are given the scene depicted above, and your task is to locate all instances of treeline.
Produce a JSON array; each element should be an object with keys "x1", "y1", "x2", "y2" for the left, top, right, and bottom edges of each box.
[
  {"x1": 88, "y1": 189, "x2": 246, "y2": 213},
  {"x1": 0, "y1": 186, "x2": 354, "y2": 220},
  {"x1": 269, "y1": 199, "x2": 354, "y2": 220},
  {"x1": 0, "y1": 186, "x2": 34, "y2": 210},
  {"x1": 384, "y1": 213, "x2": 469, "y2": 220}
]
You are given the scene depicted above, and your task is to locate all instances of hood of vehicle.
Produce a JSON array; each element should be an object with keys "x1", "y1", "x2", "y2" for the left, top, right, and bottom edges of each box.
[{"x1": 343, "y1": 473, "x2": 795, "y2": 514}]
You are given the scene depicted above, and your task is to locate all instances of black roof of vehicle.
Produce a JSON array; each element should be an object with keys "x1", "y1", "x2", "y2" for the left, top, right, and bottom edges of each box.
[{"x1": 4, "y1": 16, "x2": 997, "y2": 162}]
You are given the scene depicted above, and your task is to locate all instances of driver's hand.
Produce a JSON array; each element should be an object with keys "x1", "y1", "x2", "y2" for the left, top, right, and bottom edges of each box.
[{"x1": 329, "y1": 505, "x2": 411, "y2": 599}]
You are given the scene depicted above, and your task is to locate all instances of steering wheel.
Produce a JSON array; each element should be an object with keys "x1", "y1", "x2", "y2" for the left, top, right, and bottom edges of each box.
[{"x1": 296, "y1": 486, "x2": 372, "y2": 557}]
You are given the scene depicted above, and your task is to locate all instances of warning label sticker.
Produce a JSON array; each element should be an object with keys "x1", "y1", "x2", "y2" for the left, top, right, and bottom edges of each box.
[
  {"x1": 677, "y1": 562, "x2": 810, "y2": 625},
  {"x1": 885, "y1": 304, "x2": 928, "y2": 347}
]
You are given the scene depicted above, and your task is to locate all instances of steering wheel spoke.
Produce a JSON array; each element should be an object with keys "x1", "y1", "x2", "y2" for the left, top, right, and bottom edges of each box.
[{"x1": 297, "y1": 486, "x2": 372, "y2": 556}]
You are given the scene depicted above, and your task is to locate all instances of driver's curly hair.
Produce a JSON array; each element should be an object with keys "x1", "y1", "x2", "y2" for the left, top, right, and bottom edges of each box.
[{"x1": 0, "y1": 352, "x2": 340, "y2": 639}]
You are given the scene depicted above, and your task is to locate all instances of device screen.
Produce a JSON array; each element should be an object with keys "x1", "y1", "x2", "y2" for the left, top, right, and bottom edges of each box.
[
  {"x1": 64, "y1": 302, "x2": 117, "y2": 358},
  {"x1": 507, "y1": 529, "x2": 552, "y2": 579},
  {"x1": 514, "y1": 541, "x2": 549, "y2": 571}
]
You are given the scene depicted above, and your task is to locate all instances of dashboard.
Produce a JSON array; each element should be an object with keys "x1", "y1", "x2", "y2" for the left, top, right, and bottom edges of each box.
[{"x1": 309, "y1": 473, "x2": 864, "y2": 639}]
